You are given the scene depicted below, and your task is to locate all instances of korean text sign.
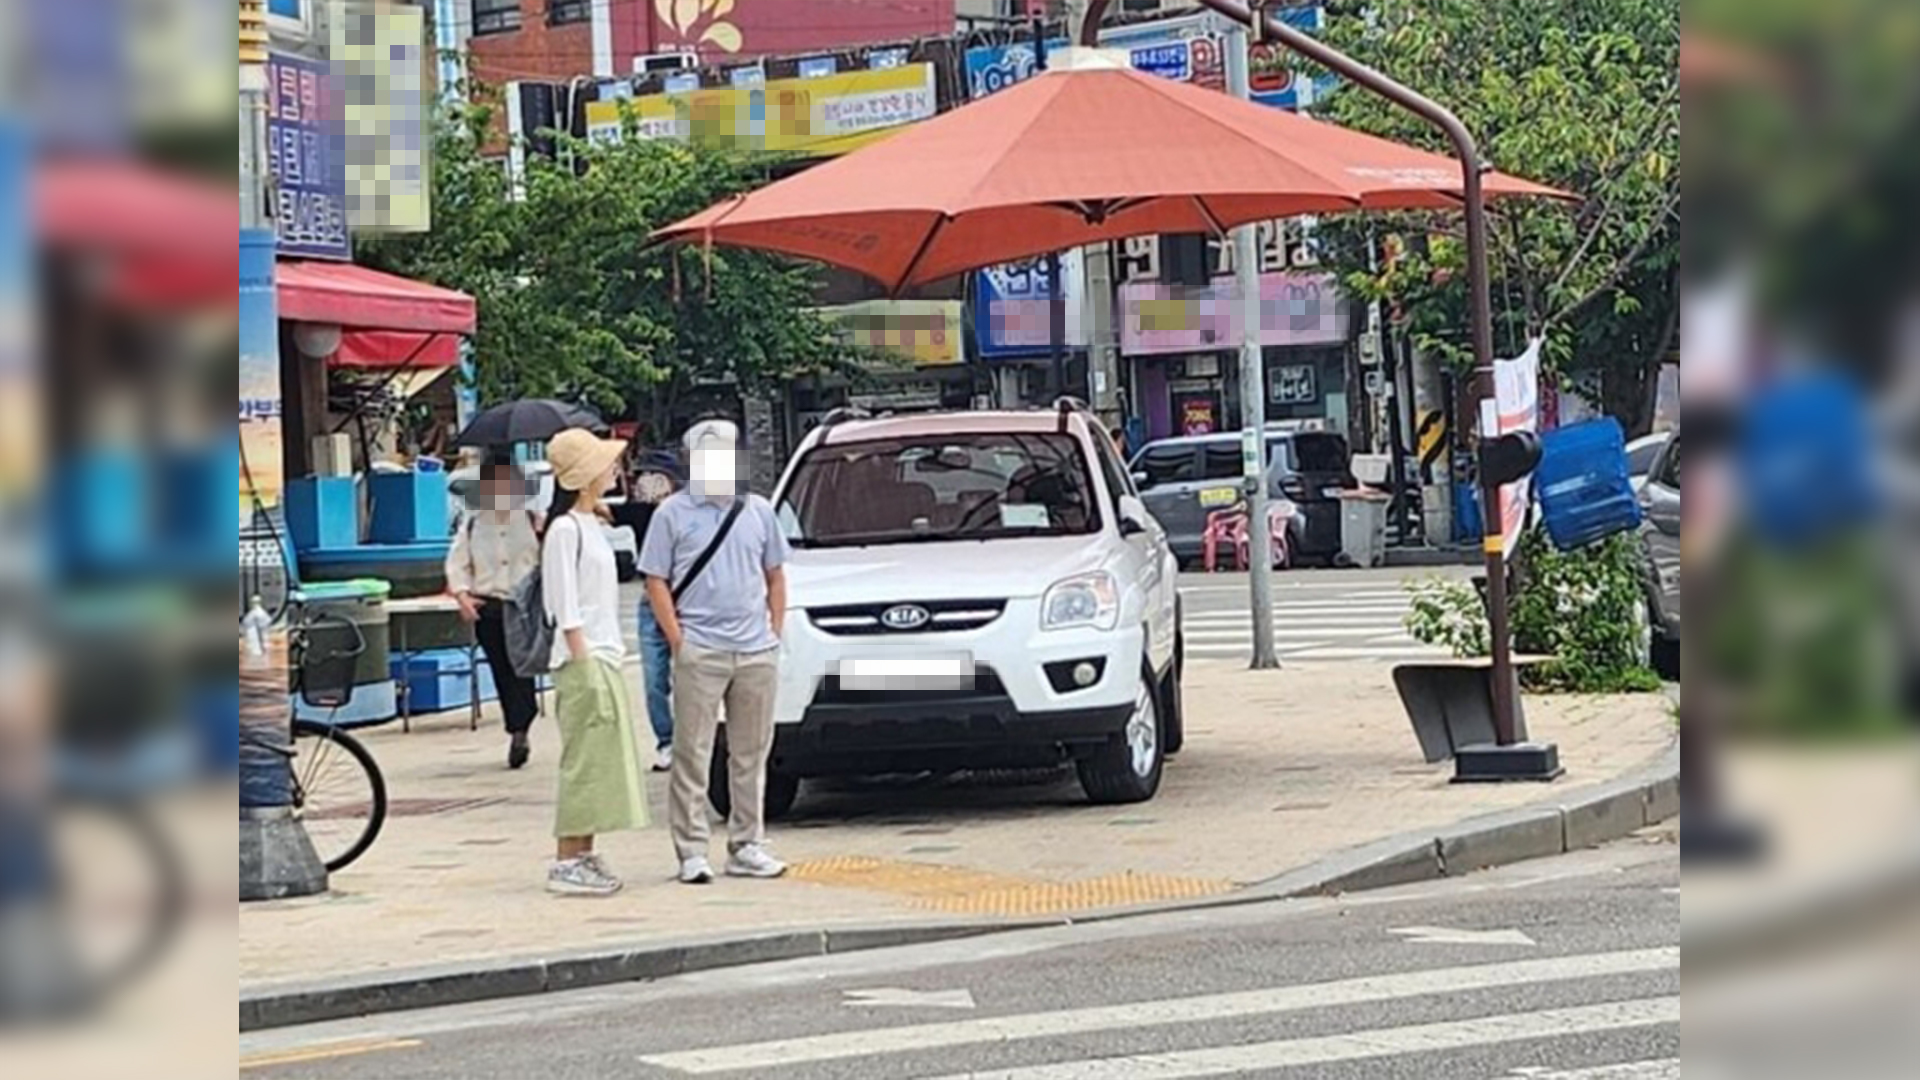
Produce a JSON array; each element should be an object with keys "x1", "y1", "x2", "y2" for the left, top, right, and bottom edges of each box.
[{"x1": 266, "y1": 52, "x2": 348, "y2": 260}]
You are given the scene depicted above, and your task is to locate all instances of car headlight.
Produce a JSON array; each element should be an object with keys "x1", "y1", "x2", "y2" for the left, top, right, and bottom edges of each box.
[{"x1": 1041, "y1": 572, "x2": 1120, "y2": 631}]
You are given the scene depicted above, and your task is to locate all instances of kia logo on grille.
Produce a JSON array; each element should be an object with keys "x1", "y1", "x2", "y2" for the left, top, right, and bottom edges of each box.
[{"x1": 880, "y1": 604, "x2": 931, "y2": 631}]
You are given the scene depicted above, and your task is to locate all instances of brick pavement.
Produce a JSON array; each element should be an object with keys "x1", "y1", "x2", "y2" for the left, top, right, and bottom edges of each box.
[{"x1": 239, "y1": 660, "x2": 1673, "y2": 990}]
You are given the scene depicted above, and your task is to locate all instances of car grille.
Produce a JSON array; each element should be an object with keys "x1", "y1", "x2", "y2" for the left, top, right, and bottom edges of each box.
[
  {"x1": 805, "y1": 599, "x2": 1007, "y2": 636},
  {"x1": 813, "y1": 666, "x2": 1008, "y2": 704}
]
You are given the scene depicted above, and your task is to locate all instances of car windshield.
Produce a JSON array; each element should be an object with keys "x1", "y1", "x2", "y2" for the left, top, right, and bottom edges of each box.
[
  {"x1": 1292, "y1": 433, "x2": 1349, "y2": 474},
  {"x1": 778, "y1": 432, "x2": 1101, "y2": 548}
]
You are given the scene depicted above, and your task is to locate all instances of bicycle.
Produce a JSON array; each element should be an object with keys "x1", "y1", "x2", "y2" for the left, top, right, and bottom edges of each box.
[{"x1": 282, "y1": 606, "x2": 388, "y2": 873}]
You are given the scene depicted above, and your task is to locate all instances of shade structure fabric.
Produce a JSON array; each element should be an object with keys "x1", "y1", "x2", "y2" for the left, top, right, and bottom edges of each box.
[
  {"x1": 276, "y1": 260, "x2": 476, "y2": 369},
  {"x1": 654, "y1": 65, "x2": 1572, "y2": 293},
  {"x1": 275, "y1": 259, "x2": 477, "y2": 336},
  {"x1": 35, "y1": 158, "x2": 239, "y2": 308}
]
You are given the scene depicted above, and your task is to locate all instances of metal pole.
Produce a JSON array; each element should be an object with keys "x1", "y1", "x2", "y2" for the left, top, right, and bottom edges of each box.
[
  {"x1": 1079, "y1": 0, "x2": 1516, "y2": 739},
  {"x1": 1225, "y1": 27, "x2": 1278, "y2": 670},
  {"x1": 1035, "y1": 21, "x2": 1069, "y2": 401}
]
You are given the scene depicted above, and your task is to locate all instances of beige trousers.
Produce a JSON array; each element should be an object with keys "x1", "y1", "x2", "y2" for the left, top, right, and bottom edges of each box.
[{"x1": 668, "y1": 643, "x2": 780, "y2": 861}]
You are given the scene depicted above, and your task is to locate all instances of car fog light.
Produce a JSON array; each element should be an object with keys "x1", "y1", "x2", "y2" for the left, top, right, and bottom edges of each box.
[{"x1": 1072, "y1": 662, "x2": 1098, "y2": 687}]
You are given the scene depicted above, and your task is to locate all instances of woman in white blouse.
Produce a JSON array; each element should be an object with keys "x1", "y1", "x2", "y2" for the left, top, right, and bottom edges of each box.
[
  {"x1": 540, "y1": 429, "x2": 649, "y2": 897},
  {"x1": 445, "y1": 455, "x2": 542, "y2": 769}
]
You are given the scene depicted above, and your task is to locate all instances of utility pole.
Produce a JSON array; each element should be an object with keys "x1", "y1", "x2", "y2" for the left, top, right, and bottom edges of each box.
[
  {"x1": 1225, "y1": 26, "x2": 1278, "y2": 670},
  {"x1": 239, "y1": 0, "x2": 327, "y2": 900}
]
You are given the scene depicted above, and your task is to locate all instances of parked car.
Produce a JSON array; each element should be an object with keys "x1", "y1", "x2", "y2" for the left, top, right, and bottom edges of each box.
[
  {"x1": 1626, "y1": 431, "x2": 1672, "y2": 495},
  {"x1": 448, "y1": 459, "x2": 640, "y2": 581},
  {"x1": 1128, "y1": 428, "x2": 1355, "y2": 567},
  {"x1": 745, "y1": 403, "x2": 1184, "y2": 817},
  {"x1": 1637, "y1": 428, "x2": 1681, "y2": 678}
]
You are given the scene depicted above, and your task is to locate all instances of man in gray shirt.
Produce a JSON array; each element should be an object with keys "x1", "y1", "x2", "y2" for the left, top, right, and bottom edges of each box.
[{"x1": 639, "y1": 419, "x2": 791, "y2": 884}]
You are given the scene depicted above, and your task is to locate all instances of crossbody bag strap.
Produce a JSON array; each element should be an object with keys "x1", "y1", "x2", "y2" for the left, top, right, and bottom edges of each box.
[{"x1": 671, "y1": 497, "x2": 747, "y2": 605}]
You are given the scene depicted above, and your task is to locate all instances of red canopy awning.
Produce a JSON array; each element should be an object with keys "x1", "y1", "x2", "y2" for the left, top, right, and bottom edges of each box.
[
  {"x1": 275, "y1": 260, "x2": 476, "y2": 335},
  {"x1": 275, "y1": 260, "x2": 477, "y2": 369}
]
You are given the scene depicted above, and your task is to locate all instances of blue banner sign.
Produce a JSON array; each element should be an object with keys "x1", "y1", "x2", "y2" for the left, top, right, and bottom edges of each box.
[{"x1": 266, "y1": 52, "x2": 349, "y2": 260}]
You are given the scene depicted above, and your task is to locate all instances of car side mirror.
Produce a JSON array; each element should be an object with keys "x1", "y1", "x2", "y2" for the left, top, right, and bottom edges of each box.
[
  {"x1": 1130, "y1": 469, "x2": 1151, "y2": 490},
  {"x1": 1117, "y1": 494, "x2": 1151, "y2": 537}
]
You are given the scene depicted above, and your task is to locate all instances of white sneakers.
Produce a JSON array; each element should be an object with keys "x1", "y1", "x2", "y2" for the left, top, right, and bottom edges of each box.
[
  {"x1": 547, "y1": 853, "x2": 622, "y2": 896},
  {"x1": 725, "y1": 843, "x2": 789, "y2": 879},
  {"x1": 676, "y1": 844, "x2": 788, "y2": 884},
  {"x1": 652, "y1": 746, "x2": 675, "y2": 773}
]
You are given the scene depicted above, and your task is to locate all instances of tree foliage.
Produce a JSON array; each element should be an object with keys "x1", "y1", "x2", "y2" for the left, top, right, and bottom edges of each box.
[
  {"x1": 1314, "y1": 0, "x2": 1679, "y2": 422},
  {"x1": 357, "y1": 107, "x2": 861, "y2": 424}
]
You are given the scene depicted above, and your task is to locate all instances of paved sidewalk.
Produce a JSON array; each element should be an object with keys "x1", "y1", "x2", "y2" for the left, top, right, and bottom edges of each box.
[{"x1": 240, "y1": 660, "x2": 1673, "y2": 992}]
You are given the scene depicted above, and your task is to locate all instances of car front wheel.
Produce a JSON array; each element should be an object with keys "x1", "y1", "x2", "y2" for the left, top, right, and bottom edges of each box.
[{"x1": 1077, "y1": 672, "x2": 1165, "y2": 804}]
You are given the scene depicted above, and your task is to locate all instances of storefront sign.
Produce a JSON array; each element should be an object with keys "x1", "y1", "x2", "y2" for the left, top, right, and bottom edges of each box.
[
  {"x1": 974, "y1": 249, "x2": 1088, "y2": 359},
  {"x1": 962, "y1": 38, "x2": 1069, "y2": 100},
  {"x1": 1269, "y1": 363, "x2": 1319, "y2": 406},
  {"x1": 266, "y1": 52, "x2": 348, "y2": 259},
  {"x1": 331, "y1": 2, "x2": 430, "y2": 232},
  {"x1": 1122, "y1": 272, "x2": 1344, "y2": 356},
  {"x1": 584, "y1": 63, "x2": 937, "y2": 157},
  {"x1": 821, "y1": 299, "x2": 963, "y2": 367}
]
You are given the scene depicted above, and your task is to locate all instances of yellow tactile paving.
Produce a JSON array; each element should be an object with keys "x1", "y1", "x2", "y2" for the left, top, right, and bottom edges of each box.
[{"x1": 789, "y1": 856, "x2": 1236, "y2": 918}]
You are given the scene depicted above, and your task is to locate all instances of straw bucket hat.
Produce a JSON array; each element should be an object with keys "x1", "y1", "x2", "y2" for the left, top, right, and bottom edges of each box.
[{"x1": 547, "y1": 427, "x2": 628, "y2": 491}]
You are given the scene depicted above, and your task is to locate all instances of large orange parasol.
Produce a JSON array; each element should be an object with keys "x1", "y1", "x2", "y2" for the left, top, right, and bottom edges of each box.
[{"x1": 653, "y1": 61, "x2": 1571, "y2": 292}]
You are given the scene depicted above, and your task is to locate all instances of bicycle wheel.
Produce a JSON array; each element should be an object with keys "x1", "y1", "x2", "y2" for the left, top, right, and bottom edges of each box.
[
  {"x1": 48, "y1": 799, "x2": 186, "y2": 1004},
  {"x1": 290, "y1": 719, "x2": 387, "y2": 872}
]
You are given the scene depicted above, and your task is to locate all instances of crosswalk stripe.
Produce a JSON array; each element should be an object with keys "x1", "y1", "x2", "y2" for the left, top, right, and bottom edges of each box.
[
  {"x1": 1284, "y1": 644, "x2": 1450, "y2": 659},
  {"x1": 1187, "y1": 604, "x2": 1414, "y2": 618},
  {"x1": 1509, "y1": 1061, "x2": 1681, "y2": 1080},
  {"x1": 1183, "y1": 615, "x2": 1411, "y2": 629},
  {"x1": 636, "y1": 947, "x2": 1678, "y2": 1074},
  {"x1": 918, "y1": 998, "x2": 1680, "y2": 1080},
  {"x1": 1184, "y1": 627, "x2": 1402, "y2": 641}
]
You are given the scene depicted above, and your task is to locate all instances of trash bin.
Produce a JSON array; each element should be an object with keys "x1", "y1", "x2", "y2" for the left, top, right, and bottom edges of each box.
[
  {"x1": 1337, "y1": 490, "x2": 1391, "y2": 568},
  {"x1": 292, "y1": 578, "x2": 397, "y2": 726}
]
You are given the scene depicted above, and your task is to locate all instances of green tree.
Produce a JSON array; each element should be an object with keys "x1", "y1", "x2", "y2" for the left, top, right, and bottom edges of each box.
[
  {"x1": 1314, "y1": 0, "x2": 1679, "y2": 428},
  {"x1": 357, "y1": 105, "x2": 863, "y2": 426}
]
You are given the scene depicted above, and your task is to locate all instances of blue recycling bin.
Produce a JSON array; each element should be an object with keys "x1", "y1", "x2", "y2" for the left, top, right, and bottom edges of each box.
[{"x1": 1535, "y1": 418, "x2": 1642, "y2": 551}]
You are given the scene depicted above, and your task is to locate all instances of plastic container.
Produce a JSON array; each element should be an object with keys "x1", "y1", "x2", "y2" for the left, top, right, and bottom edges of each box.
[
  {"x1": 1535, "y1": 418, "x2": 1642, "y2": 551},
  {"x1": 284, "y1": 476, "x2": 360, "y2": 551},
  {"x1": 1337, "y1": 490, "x2": 1391, "y2": 568},
  {"x1": 368, "y1": 469, "x2": 451, "y2": 545},
  {"x1": 392, "y1": 648, "x2": 497, "y2": 713},
  {"x1": 298, "y1": 540, "x2": 451, "y2": 599}
]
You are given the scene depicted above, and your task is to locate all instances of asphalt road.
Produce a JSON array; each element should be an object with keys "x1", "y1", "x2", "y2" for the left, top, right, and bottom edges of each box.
[{"x1": 240, "y1": 830, "x2": 1679, "y2": 1079}]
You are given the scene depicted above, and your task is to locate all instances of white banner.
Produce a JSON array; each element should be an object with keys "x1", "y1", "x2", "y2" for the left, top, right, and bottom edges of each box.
[{"x1": 1479, "y1": 338, "x2": 1541, "y2": 555}]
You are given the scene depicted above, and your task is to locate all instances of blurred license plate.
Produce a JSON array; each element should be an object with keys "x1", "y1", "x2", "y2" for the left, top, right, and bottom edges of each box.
[
  {"x1": 840, "y1": 653, "x2": 973, "y2": 692},
  {"x1": 1198, "y1": 486, "x2": 1239, "y2": 508}
]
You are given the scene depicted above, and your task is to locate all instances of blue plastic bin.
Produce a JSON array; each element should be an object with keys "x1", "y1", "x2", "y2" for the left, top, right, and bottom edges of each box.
[
  {"x1": 392, "y1": 648, "x2": 498, "y2": 713},
  {"x1": 1535, "y1": 418, "x2": 1642, "y2": 551},
  {"x1": 368, "y1": 470, "x2": 451, "y2": 545},
  {"x1": 285, "y1": 476, "x2": 360, "y2": 551}
]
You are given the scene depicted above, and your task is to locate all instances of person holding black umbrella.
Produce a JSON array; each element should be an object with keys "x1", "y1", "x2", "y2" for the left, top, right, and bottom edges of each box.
[{"x1": 446, "y1": 453, "x2": 543, "y2": 768}]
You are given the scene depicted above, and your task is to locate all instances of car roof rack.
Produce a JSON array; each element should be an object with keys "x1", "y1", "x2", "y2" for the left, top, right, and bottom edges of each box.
[
  {"x1": 1052, "y1": 396, "x2": 1093, "y2": 433},
  {"x1": 819, "y1": 406, "x2": 873, "y2": 430}
]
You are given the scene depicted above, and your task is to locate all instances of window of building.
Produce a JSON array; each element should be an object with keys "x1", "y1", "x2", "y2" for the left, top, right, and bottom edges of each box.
[
  {"x1": 472, "y1": 0, "x2": 522, "y2": 36},
  {"x1": 547, "y1": 0, "x2": 590, "y2": 26}
]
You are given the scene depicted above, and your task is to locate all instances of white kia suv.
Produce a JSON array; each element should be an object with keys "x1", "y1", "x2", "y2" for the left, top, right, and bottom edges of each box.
[{"x1": 734, "y1": 401, "x2": 1184, "y2": 816}]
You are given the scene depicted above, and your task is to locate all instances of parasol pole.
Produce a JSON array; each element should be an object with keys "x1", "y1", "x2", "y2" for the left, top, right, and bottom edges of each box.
[{"x1": 1079, "y1": 0, "x2": 1520, "y2": 745}]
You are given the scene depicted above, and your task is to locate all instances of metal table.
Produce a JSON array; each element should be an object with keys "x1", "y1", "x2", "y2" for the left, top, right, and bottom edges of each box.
[{"x1": 387, "y1": 595, "x2": 482, "y2": 733}]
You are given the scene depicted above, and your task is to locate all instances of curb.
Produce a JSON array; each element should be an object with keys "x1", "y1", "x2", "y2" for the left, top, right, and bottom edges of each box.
[{"x1": 240, "y1": 738, "x2": 1680, "y2": 1032}]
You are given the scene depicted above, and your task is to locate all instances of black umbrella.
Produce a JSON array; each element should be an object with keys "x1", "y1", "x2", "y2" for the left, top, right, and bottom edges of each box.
[{"x1": 453, "y1": 399, "x2": 606, "y2": 448}]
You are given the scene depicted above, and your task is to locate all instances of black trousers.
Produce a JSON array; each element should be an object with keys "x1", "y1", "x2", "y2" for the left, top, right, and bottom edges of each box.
[{"x1": 474, "y1": 598, "x2": 539, "y2": 736}]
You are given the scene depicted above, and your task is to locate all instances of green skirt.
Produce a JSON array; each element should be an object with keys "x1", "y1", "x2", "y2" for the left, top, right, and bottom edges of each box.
[{"x1": 552, "y1": 657, "x2": 649, "y2": 838}]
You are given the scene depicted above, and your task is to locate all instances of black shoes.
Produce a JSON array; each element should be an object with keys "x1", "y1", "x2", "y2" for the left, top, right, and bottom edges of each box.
[{"x1": 507, "y1": 732, "x2": 531, "y2": 770}]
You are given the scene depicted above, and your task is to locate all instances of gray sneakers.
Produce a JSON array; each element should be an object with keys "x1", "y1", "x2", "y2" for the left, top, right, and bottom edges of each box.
[
  {"x1": 547, "y1": 854, "x2": 622, "y2": 896},
  {"x1": 679, "y1": 855, "x2": 715, "y2": 884},
  {"x1": 725, "y1": 843, "x2": 789, "y2": 879}
]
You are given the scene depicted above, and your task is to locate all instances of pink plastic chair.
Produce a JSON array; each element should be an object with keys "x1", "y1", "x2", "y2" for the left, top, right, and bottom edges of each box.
[{"x1": 1202, "y1": 504, "x2": 1294, "y2": 572}]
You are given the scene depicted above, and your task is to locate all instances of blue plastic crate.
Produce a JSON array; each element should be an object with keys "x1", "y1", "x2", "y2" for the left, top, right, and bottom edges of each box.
[
  {"x1": 284, "y1": 476, "x2": 360, "y2": 551},
  {"x1": 392, "y1": 648, "x2": 497, "y2": 713},
  {"x1": 1535, "y1": 418, "x2": 1642, "y2": 551}
]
